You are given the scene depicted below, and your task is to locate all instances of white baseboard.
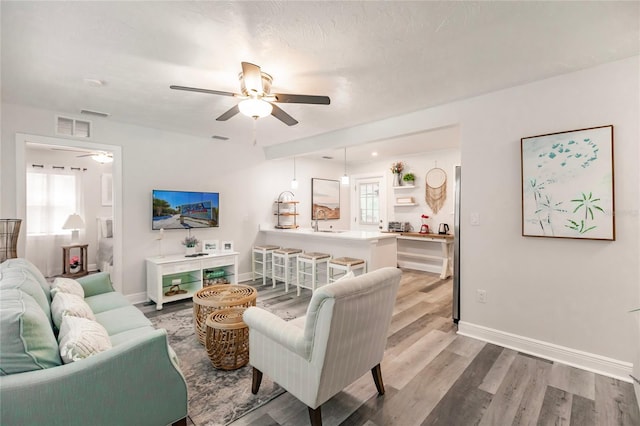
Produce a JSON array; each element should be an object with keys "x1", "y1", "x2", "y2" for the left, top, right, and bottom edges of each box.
[
  {"x1": 126, "y1": 291, "x2": 149, "y2": 306},
  {"x1": 457, "y1": 321, "x2": 633, "y2": 383},
  {"x1": 397, "y1": 259, "x2": 441, "y2": 275},
  {"x1": 237, "y1": 271, "x2": 254, "y2": 283}
]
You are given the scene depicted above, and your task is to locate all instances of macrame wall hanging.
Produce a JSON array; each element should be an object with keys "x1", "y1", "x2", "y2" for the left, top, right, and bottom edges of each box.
[{"x1": 425, "y1": 167, "x2": 447, "y2": 214}]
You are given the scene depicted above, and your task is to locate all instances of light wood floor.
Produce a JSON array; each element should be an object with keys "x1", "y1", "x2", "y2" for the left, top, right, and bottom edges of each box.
[{"x1": 229, "y1": 269, "x2": 639, "y2": 426}]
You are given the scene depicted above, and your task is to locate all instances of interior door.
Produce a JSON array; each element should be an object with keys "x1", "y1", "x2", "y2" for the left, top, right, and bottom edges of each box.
[{"x1": 351, "y1": 175, "x2": 387, "y2": 231}]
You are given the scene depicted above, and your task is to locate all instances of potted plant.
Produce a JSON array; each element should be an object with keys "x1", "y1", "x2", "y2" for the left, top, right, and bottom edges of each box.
[
  {"x1": 69, "y1": 255, "x2": 80, "y2": 273},
  {"x1": 182, "y1": 234, "x2": 199, "y2": 255},
  {"x1": 403, "y1": 172, "x2": 415, "y2": 184}
]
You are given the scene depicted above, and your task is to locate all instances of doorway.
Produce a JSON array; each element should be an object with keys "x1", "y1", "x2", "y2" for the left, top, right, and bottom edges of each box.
[
  {"x1": 350, "y1": 174, "x2": 387, "y2": 231},
  {"x1": 15, "y1": 133, "x2": 123, "y2": 292}
]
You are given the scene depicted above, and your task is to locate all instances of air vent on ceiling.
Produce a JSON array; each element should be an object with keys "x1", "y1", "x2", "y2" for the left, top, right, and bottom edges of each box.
[
  {"x1": 56, "y1": 116, "x2": 91, "y2": 138},
  {"x1": 80, "y1": 109, "x2": 110, "y2": 118},
  {"x1": 211, "y1": 135, "x2": 229, "y2": 140}
]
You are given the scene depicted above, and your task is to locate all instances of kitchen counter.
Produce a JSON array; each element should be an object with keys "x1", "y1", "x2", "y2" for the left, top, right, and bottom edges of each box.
[{"x1": 258, "y1": 226, "x2": 398, "y2": 271}]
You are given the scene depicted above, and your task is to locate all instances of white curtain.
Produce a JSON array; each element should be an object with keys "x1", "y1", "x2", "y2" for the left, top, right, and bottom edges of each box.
[{"x1": 26, "y1": 164, "x2": 85, "y2": 277}]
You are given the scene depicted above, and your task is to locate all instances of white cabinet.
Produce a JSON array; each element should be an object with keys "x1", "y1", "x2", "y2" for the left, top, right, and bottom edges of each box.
[
  {"x1": 396, "y1": 233, "x2": 453, "y2": 279},
  {"x1": 146, "y1": 252, "x2": 238, "y2": 310}
]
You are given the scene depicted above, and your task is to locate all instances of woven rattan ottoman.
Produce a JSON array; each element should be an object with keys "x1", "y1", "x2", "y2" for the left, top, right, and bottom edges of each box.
[
  {"x1": 205, "y1": 307, "x2": 250, "y2": 370},
  {"x1": 192, "y1": 284, "x2": 257, "y2": 345}
]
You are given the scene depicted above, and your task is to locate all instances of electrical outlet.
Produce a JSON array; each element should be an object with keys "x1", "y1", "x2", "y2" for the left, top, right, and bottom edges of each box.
[
  {"x1": 470, "y1": 212, "x2": 480, "y2": 226},
  {"x1": 476, "y1": 289, "x2": 487, "y2": 303}
]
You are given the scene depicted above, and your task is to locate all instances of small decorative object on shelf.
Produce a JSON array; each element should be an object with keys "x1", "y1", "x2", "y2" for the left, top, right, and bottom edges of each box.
[
  {"x1": 390, "y1": 161, "x2": 404, "y2": 186},
  {"x1": 156, "y1": 228, "x2": 164, "y2": 257},
  {"x1": 420, "y1": 214, "x2": 430, "y2": 234},
  {"x1": 69, "y1": 255, "x2": 80, "y2": 273},
  {"x1": 182, "y1": 230, "x2": 199, "y2": 256},
  {"x1": 275, "y1": 191, "x2": 299, "y2": 229},
  {"x1": 403, "y1": 172, "x2": 415, "y2": 185}
]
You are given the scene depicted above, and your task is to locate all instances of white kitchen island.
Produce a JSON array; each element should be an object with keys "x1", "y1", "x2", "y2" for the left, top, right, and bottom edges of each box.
[{"x1": 258, "y1": 226, "x2": 398, "y2": 271}]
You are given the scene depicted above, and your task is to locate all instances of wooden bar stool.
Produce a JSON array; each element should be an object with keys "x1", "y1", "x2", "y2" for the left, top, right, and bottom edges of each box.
[
  {"x1": 252, "y1": 245, "x2": 280, "y2": 286},
  {"x1": 272, "y1": 248, "x2": 302, "y2": 293},
  {"x1": 328, "y1": 257, "x2": 367, "y2": 283},
  {"x1": 296, "y1": 252, "x2": 331, "y2": 296}
]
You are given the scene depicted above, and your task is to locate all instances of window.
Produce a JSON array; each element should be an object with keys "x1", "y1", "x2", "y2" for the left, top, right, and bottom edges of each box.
[
  {"x1": 26, "y1": 169, "x2": 77, "y2": 235},
  {"x1": 359, "y1": 181, "x2": 380, "y2": 225}
]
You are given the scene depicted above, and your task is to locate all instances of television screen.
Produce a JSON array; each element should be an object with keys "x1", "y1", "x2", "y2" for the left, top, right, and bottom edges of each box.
[{"x1": 152, "y1": 190, "x2": 219, "y2": 230}]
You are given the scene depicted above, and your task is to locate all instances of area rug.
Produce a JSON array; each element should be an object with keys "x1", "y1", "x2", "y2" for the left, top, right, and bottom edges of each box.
[{"x1": 149, "y1": 300, "x2": 299, "y2": 426}]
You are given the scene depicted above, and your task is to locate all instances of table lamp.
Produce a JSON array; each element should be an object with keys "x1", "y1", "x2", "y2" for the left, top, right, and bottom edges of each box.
[{"x1": 62, "y1": 213, "x2": 85, "y2": 243}]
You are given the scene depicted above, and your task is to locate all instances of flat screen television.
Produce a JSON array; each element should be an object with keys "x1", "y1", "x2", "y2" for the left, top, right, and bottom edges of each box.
[{"x1": 152, "y1": 189, "x2": 219, "y2": 230}]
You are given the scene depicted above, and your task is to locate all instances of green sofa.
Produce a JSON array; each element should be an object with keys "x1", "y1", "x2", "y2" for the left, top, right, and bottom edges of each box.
[{"x1": 0, "y1": 258, "x2": 188, "y2": 426}]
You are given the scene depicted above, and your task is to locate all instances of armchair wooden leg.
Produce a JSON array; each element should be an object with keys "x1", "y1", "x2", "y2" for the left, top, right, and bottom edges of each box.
[
  {"x1": 308, "y1": 406, "x2": 322, "y2": 426},
  {"x1": 172, "y1": 418, "x2": 187, "y2": 426},
  {"x1": 371, "y1": 364, "x2": 385, "y2": 395},
  {"x1": 251, "y1": 367, "x2": 263, "y2": 394}
]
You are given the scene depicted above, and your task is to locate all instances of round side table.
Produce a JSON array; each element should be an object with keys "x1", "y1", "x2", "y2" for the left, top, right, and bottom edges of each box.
[
  {"x1": 205, "y1": 307, "x2": 249, "y2": 370},
  {"x1": 192, "y1": 284, "x2": 256, "y2": 345}
]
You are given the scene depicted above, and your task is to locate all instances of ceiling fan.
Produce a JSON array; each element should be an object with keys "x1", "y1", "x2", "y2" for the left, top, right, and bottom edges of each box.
[
  {"x1": 170, "y1": 62, "x2": 330, "y2": 126},
  {"x1": 51, "y1": 147, "x2": 113, "y2": 163}
]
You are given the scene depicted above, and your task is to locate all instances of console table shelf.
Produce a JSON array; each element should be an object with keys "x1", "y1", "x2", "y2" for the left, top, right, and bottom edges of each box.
[{"x1": 146, "y1": 252, "x2": 238, "y2": 310}]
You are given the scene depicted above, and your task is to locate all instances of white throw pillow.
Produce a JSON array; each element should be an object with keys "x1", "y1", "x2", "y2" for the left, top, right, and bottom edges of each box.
[
  {"x1": 51, "y1": 292, "x2": 95, "y2": 329},
  {"x1": 58, "y1": 315, "x2": 112, "y2": 364},
  {"x1": 51, "y1": 277, "x2": 84, "y2": 298}
]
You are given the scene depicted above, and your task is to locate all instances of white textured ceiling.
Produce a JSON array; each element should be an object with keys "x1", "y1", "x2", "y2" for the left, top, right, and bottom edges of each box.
[{"x1": 2, "y1": 1, "x2": 639, "y2": 158}]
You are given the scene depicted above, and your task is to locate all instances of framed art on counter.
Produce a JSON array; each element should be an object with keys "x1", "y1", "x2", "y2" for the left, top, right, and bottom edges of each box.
[{"x1": 202, "y1": 240, "x2": 219, "y2": 254}]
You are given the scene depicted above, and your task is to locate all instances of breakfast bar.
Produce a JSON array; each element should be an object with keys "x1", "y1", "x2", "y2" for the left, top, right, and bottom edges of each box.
[{"x1": 257, "y1": 226, "x2": 398, "y2": 271}]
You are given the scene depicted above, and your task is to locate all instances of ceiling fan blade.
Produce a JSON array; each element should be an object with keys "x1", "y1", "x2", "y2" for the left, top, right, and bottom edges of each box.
[
  {"x1": 270, "y1": 104, "x2": 298, "y2": 126},
  {"x1": 272, "y1": 93, "x2": 330, "y2": 105},
  {"x1": 170, "y1": 85, "x2": 238, "y2": 97},
  {"x1": 51, "y1": 147, "x2": 90, "y2": 153},
  {"x1": 216, "y1": 104, "x2": 240, "y2": 121},
  {"x1": 241, "y1": 62, "x2": 263, "y2": 95}
]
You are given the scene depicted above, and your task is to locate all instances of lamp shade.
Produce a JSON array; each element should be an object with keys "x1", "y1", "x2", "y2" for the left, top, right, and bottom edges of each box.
[
  {"x1": 62, "y1": 214, "x2": 85, "y2": 230},
  {"x1": 238, "y1": 99, "x2": 273, "y2": 118}
]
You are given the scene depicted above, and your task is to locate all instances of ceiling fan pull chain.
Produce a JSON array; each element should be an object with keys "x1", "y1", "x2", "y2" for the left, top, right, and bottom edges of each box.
[{"x1": 252, "y1": 118, "x2": 257, "y2": 146}]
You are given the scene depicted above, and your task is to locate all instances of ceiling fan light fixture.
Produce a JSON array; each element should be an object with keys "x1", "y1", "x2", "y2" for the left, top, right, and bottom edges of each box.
[
  {"x1": 91, "y1": 152, "x2": 113, "y2": 164},
  {"x1": 238, "y1": 99, "x2": 272, "y2": 118}
]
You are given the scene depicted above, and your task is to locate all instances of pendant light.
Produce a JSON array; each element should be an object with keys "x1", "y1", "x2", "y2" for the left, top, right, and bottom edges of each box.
[
  {"x1": 341, "y1": 148, "x2": 349, "y2": 185},
  {"x1": 291, "y1": 156, "x2": 299, "y2": 189}
]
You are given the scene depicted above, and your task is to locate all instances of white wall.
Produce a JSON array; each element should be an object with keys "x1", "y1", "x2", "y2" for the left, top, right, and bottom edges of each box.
[
  {"x1": 350, "y1": 148, "x2": 460, "y2": 233},
  {"x1": 457, "y1": 57, "x2": 638, "y2": 371}
]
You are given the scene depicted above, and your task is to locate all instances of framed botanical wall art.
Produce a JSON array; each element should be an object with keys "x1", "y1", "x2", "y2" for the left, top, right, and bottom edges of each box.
[
  {"x1": 521, "y1": 125, "x2": 614, "y2": 240},
  {"x1": 311, "y1": 178, "x2": 340, "y2": 220}
]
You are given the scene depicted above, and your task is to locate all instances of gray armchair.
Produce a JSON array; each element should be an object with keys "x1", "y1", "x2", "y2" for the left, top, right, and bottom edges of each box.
[{"x1": 243, "y1": 267, "x2": 401, "y2": 425}]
